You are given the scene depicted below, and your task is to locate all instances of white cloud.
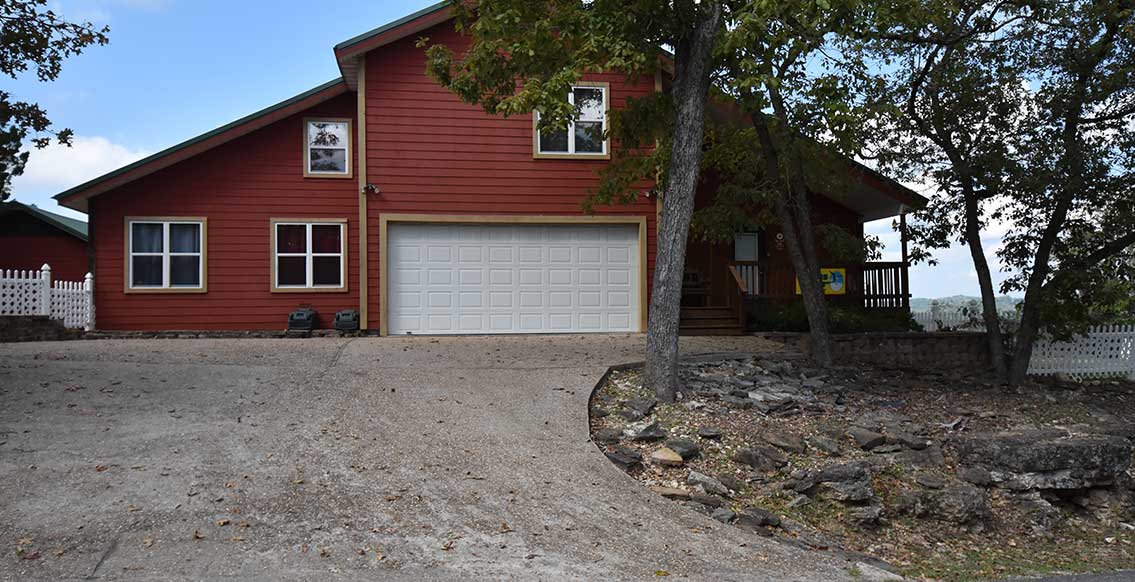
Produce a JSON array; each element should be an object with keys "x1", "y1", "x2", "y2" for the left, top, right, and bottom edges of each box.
[{"x1": 9, "y1": 135, "x2": 149, "y2": 221}]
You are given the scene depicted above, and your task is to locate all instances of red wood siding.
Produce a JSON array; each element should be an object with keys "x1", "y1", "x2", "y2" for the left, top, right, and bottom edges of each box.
[
  {"x1": 0, "y1": 214, "x2": 89, "y2": 282},
  {"x1": 89, "y1": 93, "x2": 359, "y2": 330},
  {"x1": 363, "y1": 23, "x2": 659, "y2": 330}
]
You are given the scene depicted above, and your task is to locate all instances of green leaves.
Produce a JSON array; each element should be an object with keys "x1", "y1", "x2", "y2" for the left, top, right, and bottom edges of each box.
[{"x1": 0, "y1": 0, "x2": 109, "y2": 199}]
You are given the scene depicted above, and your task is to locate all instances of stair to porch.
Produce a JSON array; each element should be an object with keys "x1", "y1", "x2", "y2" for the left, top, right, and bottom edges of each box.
[{"x1": 679, "y1": 306, "x2": 744, "y2": 336}]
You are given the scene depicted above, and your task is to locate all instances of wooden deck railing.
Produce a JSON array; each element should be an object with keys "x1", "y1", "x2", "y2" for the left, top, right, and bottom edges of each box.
[
  {"x1": 726, "y1": 264, "x2": 748, "y2": 328},
  {"x1": 726, "y1": 260, "x2": 910, "y2": 310}
]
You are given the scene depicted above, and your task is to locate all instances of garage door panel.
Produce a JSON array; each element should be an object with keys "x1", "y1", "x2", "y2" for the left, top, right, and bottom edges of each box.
[{"x1": 388, "y1": 222, "x2": 639, "y2": 335}]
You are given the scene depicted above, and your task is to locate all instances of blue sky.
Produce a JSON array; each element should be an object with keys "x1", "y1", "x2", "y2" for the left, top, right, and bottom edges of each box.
[{"x1": 8, "y1": 0, "x2": 1012, "y2": 298}]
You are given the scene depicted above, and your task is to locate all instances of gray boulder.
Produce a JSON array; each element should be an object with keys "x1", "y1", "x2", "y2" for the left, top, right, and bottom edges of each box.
[
  {"x1": 763, "y1": 429, "x2": 807, "y2": 454},
  {"x1": 895, "y1": 483, "x2": 990, "y2": 524},
  {"x1": 666, "y1": 438, "x2": 701, "y2": 461},
  {"x1": 604, "y1": 445, "x2": 642, "y2": 471},
  {"x1": 734, "y1": 445, "x2": 789, "y2": 472},
  {"x1": 687, "y1": 471, "x2": 730, "y2": 496},
  {"x1": 954, "y1": 429, "x2": 1134, "y2": 490},
  {"x1": 623, "y1": 420, "x2": 667, "y2": 442}
]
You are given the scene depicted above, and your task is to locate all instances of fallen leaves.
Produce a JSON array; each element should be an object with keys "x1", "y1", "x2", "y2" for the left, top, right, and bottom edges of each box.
[
  {"x1": 143, "y1": 538, "x2": 154, "y2": 548},
  {"x1": 216, "y1": 519, "x2": 230, "y2": 527},
  {"x1": 192, "y1": 530, "x2": 204, "y2": 540}
]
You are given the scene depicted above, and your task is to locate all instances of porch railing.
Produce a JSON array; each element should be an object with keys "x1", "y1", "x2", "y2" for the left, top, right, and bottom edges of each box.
[{"x1": 726, "y1": 260, "x2": 910, "y2": 310}]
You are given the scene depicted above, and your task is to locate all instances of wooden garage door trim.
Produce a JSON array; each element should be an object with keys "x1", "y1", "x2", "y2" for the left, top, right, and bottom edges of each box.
[{"x1": 378, "y1": 213, "x2": 648, "y2": 337}]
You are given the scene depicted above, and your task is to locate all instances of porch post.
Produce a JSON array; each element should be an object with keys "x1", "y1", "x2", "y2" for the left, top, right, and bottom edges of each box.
[{"x1": 899, "y1": 211, "x2": 910, "y2": 310}]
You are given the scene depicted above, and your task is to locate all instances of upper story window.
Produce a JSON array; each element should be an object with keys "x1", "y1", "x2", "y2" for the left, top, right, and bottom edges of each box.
[
  {"x1": 534, "y1": 83, "x2": 609, "y2": 159},
  {"x1": 304, "y1": 118, "x2": 352, "y2": 178},
  {"x1": 271, "y1": 219, "x2": 347, "y2": 292},
  {"x1": 127, "y1": 218, "x2": 206, "y2": 292}
]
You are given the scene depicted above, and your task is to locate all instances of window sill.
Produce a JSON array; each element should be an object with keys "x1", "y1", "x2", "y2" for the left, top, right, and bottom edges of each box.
[
  {"x1": 124, "y1": 287, "x2": 208, "y2": 294},
  {"x1": 302, "y1": 171, "x2": 354, "y2": 179},
  {"x1": 532, "y1": 152, "x2": 611, "y2": 160},
  {"x1": 270, "y1": 286, "x2": 350, "y2": 294}
]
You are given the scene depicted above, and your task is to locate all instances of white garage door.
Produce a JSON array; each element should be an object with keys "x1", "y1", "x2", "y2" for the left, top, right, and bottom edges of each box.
[{"x1": 387, "y1": 222, "x2": 640, "y2": 335}]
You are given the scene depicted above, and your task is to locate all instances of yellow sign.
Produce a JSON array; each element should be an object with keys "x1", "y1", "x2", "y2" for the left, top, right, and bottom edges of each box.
[{"x1": 795, "y1": 268, "x2": 847, "y2": 295}]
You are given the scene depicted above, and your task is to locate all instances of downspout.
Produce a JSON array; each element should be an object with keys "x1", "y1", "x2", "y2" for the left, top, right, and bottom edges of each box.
[{"x1": 356, "y1": 59, "x2": 369, "y2": 331}]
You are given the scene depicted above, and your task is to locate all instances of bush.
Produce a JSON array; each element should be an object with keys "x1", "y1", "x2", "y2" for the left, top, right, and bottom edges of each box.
[{"x1": 746, "y1": 300, "x2": 923, "y2": 333}]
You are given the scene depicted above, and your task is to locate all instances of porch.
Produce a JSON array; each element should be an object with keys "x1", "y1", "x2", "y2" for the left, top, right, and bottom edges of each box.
[{"x1": 679, "y1": 241, "x2": 910, "y2": 336}]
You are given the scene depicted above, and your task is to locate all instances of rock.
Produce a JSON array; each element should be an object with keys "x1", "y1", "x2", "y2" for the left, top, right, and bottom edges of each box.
[
  {"x1": 687, "y1": 471, "x2": 730, "y2": 496},
  {"x1": 711, "y1": 507, "x2": 736, "y2": 523},
  {"x1": 626, "y1": 396, "x2": 657, "y2": 415},
  {"x1": 897, "y1": 444, "x2": 946, "y2": 468},
  {"x1": 823, "y1": 479, "x2": 876, "y2": 502},
  {"x1": 649, "y1": 485, "x2": 690, "y2": 500},
  {"x1": 788, "y1": 495, "x2": 810, "y2": 508},
  {"x1": 689, "y1": 492, "x2": 725, "y2": 508},
  {"x1": 593, "y1": 428, "x2": 622, "y2": 445},
  {"x1": 849, "y1": 427, "x2": 887, "y2": 450},
  {"x1": 954, "y1": 429, "x2": 1134, "y2": 490},
  {"x1": 665, "y1": 438, "x2": 701, "y2": 461},
  {"x1": 808, "y1": 435, "x2": 841, "y2": 456},
  {"x1": 624, "y1": 421, "x2": 667, "y2": 442},
  {"x1": 650, "y1": 447, "x2": 685, "y2": 467},
  {"x1": 849, "y1": 504, "x2": 883, "y2": 526},
  {"x1": 718, "y1": 474, "x2": 745, "y2": 493},
  {"x1": 738, "y1": 506, "x2": 781, "y2": 527},
  {"x1": 591, "y1": 407, "x2": 609, "y2": 419},
  {"x1": 872, "y1": 443, "x2": 904, "y2": 454},
  {"x1": 604, "y1": 446, "x2": 642, "y2": 470},
  {"x1": 722, "y1": 394, "x2": 755, "y2": 409},
  {"x1": 763, "y1": 429, "x2": 807, "y2": 454},
  {"x1": 853, "y1": 562, "x2": 905, "y2": 582},
  {"x1": 805, "y1": 461, "x2": 876, "y2": 502},
  {"x1": 915, "y1": 473, "x2": 946, "y2": 489},
  {"x1": 891, "y1": 432, "x2": 930, "y2": 450},
  {"x1": 698, "y1": 426, "x2": 723, "y2": 440},
  {"x1": 619, "y1": 409, "x2": 645, "y2": 422},
  {"x1": 896, "y1": 484, "x2": 990, "y2": 524},
  {"x1": 957, "y1": 465, "x2": 993, "y2": 486},
  {"x1": 734, "y1": 445, "x2": 788, "y2": 472}
]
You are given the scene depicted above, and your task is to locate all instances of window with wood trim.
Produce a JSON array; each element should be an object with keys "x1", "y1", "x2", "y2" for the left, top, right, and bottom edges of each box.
[
  {"x1": 535, "y1": 84, "x2": 608, "y2": 157},
  {"x1": 128, "y1": 219, "x2": 205, "y2": 290},
  {"x1": 272, "y1": 221, "x2": 346, "y2": 290},
  {"x1": 304, "y1": 118, "x2": 351, "y2": 177}
]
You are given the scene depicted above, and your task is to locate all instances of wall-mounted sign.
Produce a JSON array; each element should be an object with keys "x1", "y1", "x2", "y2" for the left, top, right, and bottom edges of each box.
[
  {"x1": 774, "y1": 232, "x2": 785, "y2": 252},
  {"x1": 795, "y1": 268, "x2": 847, "y2": 295}
]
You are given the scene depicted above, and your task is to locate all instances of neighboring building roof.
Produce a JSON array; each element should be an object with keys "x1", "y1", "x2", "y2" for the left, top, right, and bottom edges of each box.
[
  {"x1": 1, "y1": 200, "x2": 88, "y2": 240},
  {"x1": 55, "y1": 79, "x2": 348, "y2": 212}
]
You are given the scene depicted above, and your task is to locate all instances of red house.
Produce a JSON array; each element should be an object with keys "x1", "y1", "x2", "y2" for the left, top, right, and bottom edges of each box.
[
  {"x1": 0, "y1": 201, "x2": 90, "y2": 282},
  {"x1": 53, "y1": 3, "x2": 922, "y2": 335}
]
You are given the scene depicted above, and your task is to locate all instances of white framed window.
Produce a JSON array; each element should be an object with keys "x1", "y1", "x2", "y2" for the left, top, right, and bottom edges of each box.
[
  {"x1": 126, "y1": 218, "x2": 206, "y2": 292},
  {"x1": 271, "y1": 220, "x2": 347, "y2": 292},
  {"x1": 304, "y1": 118, "x2": 352, "y2": 177},
  {"x1": 535, "y1": 83, "x2": 609, "y2": 157}
]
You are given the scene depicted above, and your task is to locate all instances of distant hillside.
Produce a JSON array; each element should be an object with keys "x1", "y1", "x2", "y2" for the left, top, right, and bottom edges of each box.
[{"x1": 910, "y1": 295, "x2": 1022, "y2": 312}]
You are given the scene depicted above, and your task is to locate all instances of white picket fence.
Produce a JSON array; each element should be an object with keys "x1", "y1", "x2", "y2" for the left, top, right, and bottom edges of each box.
[
  {"x1": 0, "y1": 264, "x2": 94, "y2": 330},
  {"x1": 1028, "y1": 324, "x2": 1135, "y2": 380}
]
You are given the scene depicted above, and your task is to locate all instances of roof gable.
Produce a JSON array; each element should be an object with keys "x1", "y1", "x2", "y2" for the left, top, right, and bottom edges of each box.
[{"x1": 54, "y1": 80, "x2": 348, "y2": 212}]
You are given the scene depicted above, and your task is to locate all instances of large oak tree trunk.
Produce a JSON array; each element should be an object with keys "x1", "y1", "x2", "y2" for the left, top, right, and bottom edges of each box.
[{"x1": 644, "y1": 3, "x2": 722, "y2": 402}]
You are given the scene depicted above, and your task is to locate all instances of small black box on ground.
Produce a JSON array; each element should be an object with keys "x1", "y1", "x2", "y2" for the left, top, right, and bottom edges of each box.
[
  {"x1": 288, "y1": 307, "x2": 318, "y2": 331},
  {"x1": 334, "y1": 309, "x2": 360, "y2": 331}
]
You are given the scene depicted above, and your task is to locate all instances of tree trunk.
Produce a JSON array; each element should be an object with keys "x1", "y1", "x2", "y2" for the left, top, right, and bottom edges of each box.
[
  {"x1": 750, "y1": 101, "x2": 834, "y2": 367},
  {"x1": 644, "y1": 3, "x2": 722, "y2": 402},
  {"x1": 961, "y1": 191, "x2": 1009, "y2": 381}
]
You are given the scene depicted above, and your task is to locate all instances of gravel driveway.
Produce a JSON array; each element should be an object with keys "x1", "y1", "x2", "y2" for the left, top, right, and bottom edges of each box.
[{"x1": 0, "y1": 335, "x2": 863, "y2": 581}]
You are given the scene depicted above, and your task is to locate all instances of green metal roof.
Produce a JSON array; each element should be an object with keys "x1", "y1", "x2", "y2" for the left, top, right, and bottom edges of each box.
[
  {"x1": 334, "y1": 1, "x2": 451, "y2": 53},
  {"x1": 54, "y1": 79, "x2": 346, "y2": 207},
  {"x1": 1, "y1": 200, "x2": 88, "y2": 240}
]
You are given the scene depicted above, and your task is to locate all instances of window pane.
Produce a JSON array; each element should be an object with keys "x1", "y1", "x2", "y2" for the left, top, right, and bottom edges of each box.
[
  {"x1": 170, "y1": 256, "x2": 200, "y2": 287},
  {"x1": 307, "y1": 121, "x2": 348, "y2": 147},
  {"x1": 309, "y1": 148, "x2": 347, "y2": 173},
  {"x1": 313, "y1": 256, "x2": 341, "y2": 286},
  {"x1": 574, "y1": 88, "x2": 604, "y2": 121},
  {"x1": 539, "y1": 126, "x2": 569, "y2": 153},
  {"x1": 277, "y1": 256, "x2": 306, "y2": 286},
  {"x1": 170, "y1": 223, "x2": 200, "y2": 253},
  {"x1": 311, "y1": 224, "x2": 341, "y2": 253},
  {"x1": 575, "y1": 121, "x2": 604, "y2": 153},
  {"x1": 131, "y1": 223, "x2": 163, "y2": 253},
  {"x1": 277, "y1": 225, "x2": 306, "y2": 253},
  {"x1": 132, "y1": 256, "x2": 162, "y2": 287}
]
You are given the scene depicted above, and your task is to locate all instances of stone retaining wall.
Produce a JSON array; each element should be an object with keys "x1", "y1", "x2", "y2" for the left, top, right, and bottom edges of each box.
[
  {"x1": 758, "y1": 331, "x2": 992, "y2": 370},
  {"x1": 0, "y1": 316, "x2": 80, "y2": 342}
]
